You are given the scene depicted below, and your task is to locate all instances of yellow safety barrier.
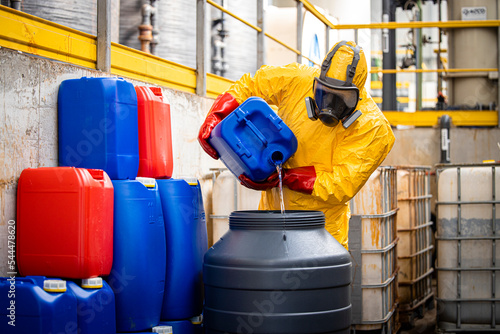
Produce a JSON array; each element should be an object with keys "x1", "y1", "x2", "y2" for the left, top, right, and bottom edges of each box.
[
  {"x1": 383, "y1": 111, "x2": 498, "y2": 127},
  {"x1": 0, "y1": 4, "x2": 232, "y2": 99},
  {"x1": 0, "y1": 5, "x2": 96, "y2": 68},
  {"x1": 371, "y1": 68, "x2": 498, "y2": 74}
]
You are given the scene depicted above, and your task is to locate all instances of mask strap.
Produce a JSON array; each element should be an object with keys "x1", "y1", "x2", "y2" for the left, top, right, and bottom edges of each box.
[
  {"x1": 320, "y1": 41, "x2": 361, "y2": 87},
  {"x1": 319, "y1": 41, "x2": 347, "y2": 81}
]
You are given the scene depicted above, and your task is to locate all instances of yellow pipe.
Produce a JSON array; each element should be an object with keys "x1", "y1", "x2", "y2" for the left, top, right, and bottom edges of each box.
[
  {"x1": 331, "y1": 20, "x2": 500, "y2": 30},
  {"x1": 383, "y1": 111, "x2": 498, "y2": 127},
  {"x1": 371, "y1": 68, "x2": 498, "y2": 74}
]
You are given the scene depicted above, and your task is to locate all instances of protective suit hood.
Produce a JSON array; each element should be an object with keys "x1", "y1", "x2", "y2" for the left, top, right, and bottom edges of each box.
[{"x1": 323, "y1": 40, "x2": 367, "y2": 92}]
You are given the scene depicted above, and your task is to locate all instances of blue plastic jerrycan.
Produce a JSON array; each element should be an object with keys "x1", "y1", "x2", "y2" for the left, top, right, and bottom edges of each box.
[
  {"x1": 157, "y1": 178, "x2": 208, "y2": 321},
  {"x1": 66, "y1": 278, "x2": 116, "y2": 334},
  {"x1": 107, "y1": 177, "x2": 166, "y2": 332},
  {"x1": 209, "y1": 97, "x2": 298, "y2": 182},
  {"x1": 0, "y1": 276, "x2": 78, "y2": 334},
  {"x1": 58, "y1": 77, "x2": 139, "y2": 180}
]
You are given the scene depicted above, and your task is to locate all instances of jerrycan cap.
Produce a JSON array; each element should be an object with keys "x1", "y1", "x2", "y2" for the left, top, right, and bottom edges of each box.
[
  {"x1": 190, "y1": 314, "x2": 203, "y2": 325},
  {"x1": 150, "y1": 86, "x2": 163, "y2": 96},
  {"x1": 43, "y1": 280, "x2": 67, "y2": 293},
  {"x1": 81, "y1": 277, "x2": 103, "y2": 289},
  {"x1": 152, "y1": 326, "x2": 173, "y2": 333},
  {"x1": 136, "y1": 177, "x2": 156, "y2": 188},
  {"x1": 182, "y1": 177, "x2": 199, "y2": 186}
]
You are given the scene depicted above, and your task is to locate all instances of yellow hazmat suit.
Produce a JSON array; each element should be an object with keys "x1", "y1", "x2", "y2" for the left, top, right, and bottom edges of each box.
[{"x1": 222, "y1": 41, "x2": 395, "y2": 249}]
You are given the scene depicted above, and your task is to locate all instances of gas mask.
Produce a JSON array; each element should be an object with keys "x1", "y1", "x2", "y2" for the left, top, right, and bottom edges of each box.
[{"x1": 305, "y1": 41, "x2": 362, "y2": 128}]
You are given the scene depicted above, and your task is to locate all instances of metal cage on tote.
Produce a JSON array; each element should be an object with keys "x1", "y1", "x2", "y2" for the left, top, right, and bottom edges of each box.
[
  {"x1": 436, "y1": 163, "x2": 500, "y2": 332},
  {"x1": 350, "y1": 166, "x2": 400, "y2": 334}
]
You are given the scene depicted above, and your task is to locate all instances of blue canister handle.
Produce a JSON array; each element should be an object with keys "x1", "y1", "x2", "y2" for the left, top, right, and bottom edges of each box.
[{"x1": 243, "y1": 118, "x2": 268, "y2": 146}]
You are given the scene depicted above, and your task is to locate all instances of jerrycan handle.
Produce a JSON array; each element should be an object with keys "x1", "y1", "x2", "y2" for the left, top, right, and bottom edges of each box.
[
  {"x1": 87, "y1": 169, "x2": 104, "y2": 180},
  {"x1": 244, "y1": 118, "x2": 268, "y2": 146}
]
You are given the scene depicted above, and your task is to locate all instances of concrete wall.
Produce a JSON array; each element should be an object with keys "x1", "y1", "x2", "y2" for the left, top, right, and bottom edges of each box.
[
  {"x1": 0, "y1": 48, "x2": 225, "y2": 277},
  {"x1": 1, "y1": 47, "x2": 499, "y2": 277}
]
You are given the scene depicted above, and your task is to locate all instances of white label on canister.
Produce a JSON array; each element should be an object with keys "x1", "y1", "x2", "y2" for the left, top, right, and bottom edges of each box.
[
  {"x1": 441, "y1": 129, "x2": 449, "y2": 150},
  {"x1": 461, "y1": 7, "x2": 487, "y2": 21}
]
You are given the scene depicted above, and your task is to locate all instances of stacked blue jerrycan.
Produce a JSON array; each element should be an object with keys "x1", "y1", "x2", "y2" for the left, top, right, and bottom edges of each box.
[
  {"x1": 107, "y1": 177, "x2": 167, "y2": 332},
  {"x1": 0, "y1": 276, "x2": 77, "y2": 334},
  {"x1": 209, "y1": 97, "x2": 298, "y2": 182},
  {"x1": 58, "y1": 77, "x2": 139, "y2": 180},
  {"x1": 157, "y1": 178, "x2": 208, "y2": 322},
  {"x1": 67, "y1": 278, "x2": 116, "y2": 334}
]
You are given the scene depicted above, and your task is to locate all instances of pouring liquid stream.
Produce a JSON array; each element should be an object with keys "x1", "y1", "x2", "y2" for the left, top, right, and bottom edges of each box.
[{"x1": 276, "y1": 164, "x2": 289, "y2": 255}]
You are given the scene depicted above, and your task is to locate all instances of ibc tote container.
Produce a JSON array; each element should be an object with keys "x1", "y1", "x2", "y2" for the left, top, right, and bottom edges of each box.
[
  {"x1": 436, "y1": 163, "x2": 500, "y2": 332},
  {"x1": 349, "y1": 166, "x2": 400, "y2": 333},
  {"x1": 396, "y1": 166, "x2": 434, "y2": 324},
  {"x1": 17, "y1": 167, "x2": 114, "y2": 279},
  {"x1": 211, "y1": 169, "x2": 262, "y2": 246}
]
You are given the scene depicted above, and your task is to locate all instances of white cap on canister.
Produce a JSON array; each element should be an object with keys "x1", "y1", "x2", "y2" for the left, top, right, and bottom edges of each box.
[
  {"x1": 152, "y1": 325, "x2": 173, "y2": 333},
  {"x1": 182, "y1": 177, "x2": 198, "y2": 186},
  {"x1": 190, "y1": 314, "x2": 203, "y2": 325},
  {"x1": 43, "y1": 279, "x2": 67, "y2": 293},
  {"x1": 81, "y1": 277, "x2": 103, "y2": 289},
  {"x1": 136, "y1": 177, "x2": 156, "y2": 188}
]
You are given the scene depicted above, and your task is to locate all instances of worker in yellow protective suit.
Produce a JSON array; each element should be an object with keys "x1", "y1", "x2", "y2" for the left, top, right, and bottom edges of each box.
[{"x1": 198, "y1": 40, "x2": 395, "y2": 249}]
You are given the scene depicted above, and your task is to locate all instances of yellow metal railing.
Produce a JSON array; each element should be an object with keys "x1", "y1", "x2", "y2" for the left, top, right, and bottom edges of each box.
[
  {"x1": 371, "y1": 68, "x2": 498, "y2": 74},
  {"x1": 206, "y1": 0, "x2": 319, "y2": 66},
  {"x1": 0, "y1": 4, "x2": 232, "y2": 99},
  {"x1": 383, "y1": 111, "x2": 498, "y2": 127},
  {"x1": 1, "y1": 3, "x2": 498, "y2": 126},
  {"x1": 0, "y1": 5, "x2": 96, "y2": 68}
]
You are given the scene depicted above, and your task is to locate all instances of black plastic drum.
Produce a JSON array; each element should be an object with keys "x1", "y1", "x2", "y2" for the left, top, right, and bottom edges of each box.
[{"x1": 203, "y1": 210, "x2": 352, "y2": 334}]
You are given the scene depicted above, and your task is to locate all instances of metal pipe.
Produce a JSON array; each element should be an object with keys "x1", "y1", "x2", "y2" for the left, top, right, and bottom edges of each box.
[
  {"x1": 416, "y1": 0, "x2": 423, "y2": 111},
  {"x1": 382, "y1": 0, "x2": 397, "y2": 111},
  {"x1": 297, "y1": 1, "x2": 303, "y2": 64},
  {"x1": 196, "y1": 0, "x2": 207, "y2": 96},
  {"x1": 257, "y1": 0, "x2": 265, "y2": 68},
  {"x1": 10, "y1": 0, "x2": 21, "y2": 10},
  {"x1": 97, "y1": 0, "x2": 111, "y2": 72},
  {"x1": 150, "y1": 0, "x2": 159, "y2": 55},
  {"x1": 138, "y1": 2, "x2": 154, "y2": 53}
]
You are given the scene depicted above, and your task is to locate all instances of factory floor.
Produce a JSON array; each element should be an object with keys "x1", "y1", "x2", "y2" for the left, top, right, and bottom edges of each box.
[
  {"x1": 399, "y1": 280, "x2": 437, "y2": 334},
  {"x1": 399, "y1": 303, "x2": 437, "y2": 334}
]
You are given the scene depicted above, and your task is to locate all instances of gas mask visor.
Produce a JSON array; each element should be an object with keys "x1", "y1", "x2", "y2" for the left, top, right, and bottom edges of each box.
[{"x1": 306, "y1": 77, "x2": 360, "y2": 128}]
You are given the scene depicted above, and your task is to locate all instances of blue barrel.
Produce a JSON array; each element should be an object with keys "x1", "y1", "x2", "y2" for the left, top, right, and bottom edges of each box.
[
  {"x1": 67, "y1": 278, "x2": 116, "y2": 334},
  {"x1": 58, "y1": 77, "x2": 139, "y2": 180},
  {"x1": 157, "y1": 178, "x2": 208, "y2": 320},
  {"x1": 0, "y1": 276, "x2": 77, "y2": 334},
  {"x1": 107, "y1": 178, "x2": 166, "y2": 332},
  {"x1": 209, "y1": 97, "x2": 298, "y2": 182}
]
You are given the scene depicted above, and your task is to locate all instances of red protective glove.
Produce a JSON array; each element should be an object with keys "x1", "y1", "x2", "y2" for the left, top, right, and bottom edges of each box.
[
  {"x1": 198, "y1": 92, "x2": 240, "y2": 159},
  {"x1": 238, "y1": 173, "x2": 279, "y2": 191},
  {"x1": 282, "y1": 166, "x2": 316, "y2": 194},
  {"x1": 239, "y1": 166, "x2": 316, "y2": 195}
]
